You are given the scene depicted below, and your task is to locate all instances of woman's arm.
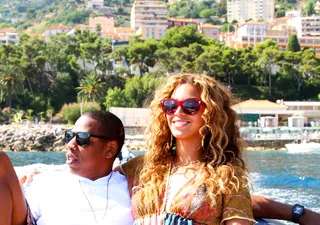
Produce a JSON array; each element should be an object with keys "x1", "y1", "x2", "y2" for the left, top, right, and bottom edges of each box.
[{"x1": 251, "y1": 195, "x2": 320, "y2": 225}]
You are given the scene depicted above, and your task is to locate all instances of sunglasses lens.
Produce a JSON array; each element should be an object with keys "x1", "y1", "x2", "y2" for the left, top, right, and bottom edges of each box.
[
  {"x1": 163, "y1": 99, "x2": 178, "y2": 115},
  {"x1": 65, "y1": 131, "x2": 75, "y2": 144},
  {"x1": 183, "y1": 99, "x2": 200, "y2": 115},
  {"x1": 76, "y1": 132, "x2": 91, "y2": 147}
]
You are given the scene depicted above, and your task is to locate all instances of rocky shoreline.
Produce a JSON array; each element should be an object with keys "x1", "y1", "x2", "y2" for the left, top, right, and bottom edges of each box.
[
  {"x1": 0, "y1": 124, "x2": 290, "y2": 152},
  {"x1": 0, "y1": 124, "x2": 148, "y2": 152}
]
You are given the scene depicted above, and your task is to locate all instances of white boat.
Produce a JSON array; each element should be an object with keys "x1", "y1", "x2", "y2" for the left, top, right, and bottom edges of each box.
[{"x1": 285, "y1": 142, "x2": 320, "y2": 153}]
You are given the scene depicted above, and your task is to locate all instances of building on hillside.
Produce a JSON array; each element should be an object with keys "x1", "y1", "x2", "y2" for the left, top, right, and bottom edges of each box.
[
  {"x1": 227, "y1": 0, "x2": 275, "y2": 23},
  {"x1": 44, "y1": 25, "x2": 71, "y2": 36},
  {"x1": 292, "y1": 15, "x2": 320, "y2": 37},
  {"x1": 87, "y1": 0, "x2": 104, "y2": 8},
  {"x1": 199, "y1": 23, "x2": 220, "y2": 40},
  {"x1": 130, "y1": 0, "x2": 168, "y2": 39},
  {"x1": 89, "y1": 17, "x2": 115, "y2": 34},
  {"x1": 268, "y1": 17, "x2": 296, "y2": 36},
  {"x1": 0, "y1": 27, "x2": 19, "y2": 45},
  {"x1": 285, "y1": 9, "x2": 301, "y2": 18},
  {"x1": 167, "y1": 18, "x2": 198, "y2": 29},
  {"x1": 230, "y1": 32, "x2": 320, "y2": 55},
  {"x1": 114, "y1": 27, "x2": 135, "y2": 41},
  {"x1": 67, "y1": 24, "x2": 95, "y2": 36}
]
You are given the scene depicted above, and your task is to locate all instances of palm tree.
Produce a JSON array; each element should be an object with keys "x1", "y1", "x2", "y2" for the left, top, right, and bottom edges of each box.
[
  {"x1": 0, "y1": 65, "x2": 24, "y2": 123},
  {"x1": 76, "y1": 74, "x2": 105, "y2": 115}
]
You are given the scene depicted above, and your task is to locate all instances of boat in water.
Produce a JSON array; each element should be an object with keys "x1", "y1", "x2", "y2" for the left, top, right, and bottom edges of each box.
[{"x1": 285, "y1": 141, "x2": 320, "y2": 153}]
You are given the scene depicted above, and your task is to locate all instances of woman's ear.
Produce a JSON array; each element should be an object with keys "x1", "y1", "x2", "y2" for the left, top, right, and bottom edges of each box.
[{"x1": 105, "y1": 141, "x2": 118, "y2": 159}]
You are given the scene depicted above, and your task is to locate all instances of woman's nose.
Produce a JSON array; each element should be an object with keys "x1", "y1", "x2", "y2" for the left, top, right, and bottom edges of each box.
[{"x1": 174, "y1": 106, "x2": 185, "y2": 115}]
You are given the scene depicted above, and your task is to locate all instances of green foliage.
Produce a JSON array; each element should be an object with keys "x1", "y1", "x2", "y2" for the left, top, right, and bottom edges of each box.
[
  {"x1": 160, "y1": 25, "x2": 207, "y2": 48},
  {"x1": 168, "y1": 0, "x2": 216, "y2": 18},
  {"x1": 60, "y1": 102, "x2": 100, "y2": 124},
  {"x1": 105, "y1": 87, "x2": 129, "y2": 110},
  {"x1": 219, "y1": 24, "x2": 235, "y2": 33},
  {"x1": 199, "y1": 9, "x2": 214, "y2": 19},
  {"x1": 46, "y1": 9, "x2": 90, "y2": 27},
  {"x1": 217, "y1": 0, "x2": 227, "y2": 17},
  {"x1": 304, "y1": 0, "x2": 315, "y2": 16},
  {"x1": 286, "y1": 34, "x2": 301, "y2": 52},
  {"x1": 76, "y1": 73, "x2": 106, "y2": 104}
]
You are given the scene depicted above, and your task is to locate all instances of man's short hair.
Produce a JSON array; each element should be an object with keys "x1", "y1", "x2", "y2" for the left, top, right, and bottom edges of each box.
[{"x1": 82, "y1": 110, "x2": 125, "y2": 155}]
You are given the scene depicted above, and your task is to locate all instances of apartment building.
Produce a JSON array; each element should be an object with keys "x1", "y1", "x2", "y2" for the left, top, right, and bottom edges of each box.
[
  {"x1": 114, "y1": 27, "x2": 135, "y2": 41},
  {"x1": 43, "y1": 25, "x2": 71, "y2": 36},
  {"x1": 89, "y1": 17, "x2": 115, "y2": 34},
  {"x1": 67, "y1": 24, "x2": 95, "y2": 36},
  {"x1": 131, "y1": 0, "x2": 168, "y2": 39},
  {"x1": 87, "y1": 0, "x2": 104, "y2": 8},
  {"x1": 0, "y1": 27, "x2": 19, "y2": 45},
  {"x1": 167, "y1": 18, "x2": 198, "y2": 28},
  {"x1": 227, "y1": 0, "x2": 275, "y2": 23},
  {"x1": 199, "y1": 23, "x2": 220, "y2": 40},
  {"x1": 231, "y1": 32, "x2": 320, "y2": 56},
  {"x1": 292, "y1": 15, "x2": 320, "y2": 37}
]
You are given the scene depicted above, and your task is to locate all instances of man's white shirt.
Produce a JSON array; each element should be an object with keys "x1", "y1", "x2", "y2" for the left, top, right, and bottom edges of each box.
[{"x1": 24, "y1": 170, "x2": 133, "y2": 225}]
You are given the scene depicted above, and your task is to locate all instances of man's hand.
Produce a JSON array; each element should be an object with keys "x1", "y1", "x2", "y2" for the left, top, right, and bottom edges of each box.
[{"x1": 19, "y1": 171, "x2": 40, "y2": 187}]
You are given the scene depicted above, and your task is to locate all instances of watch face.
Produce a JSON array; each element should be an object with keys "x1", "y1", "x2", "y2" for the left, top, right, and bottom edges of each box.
[{"x1": 293, "y1": 205, "x2": 304, "y2": 214}]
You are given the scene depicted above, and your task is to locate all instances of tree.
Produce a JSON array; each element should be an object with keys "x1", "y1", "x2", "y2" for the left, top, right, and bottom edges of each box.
[
  {"x1": 194, "y1": 46, "x2": 224, "y2": 78},
  {"x1": 0, "y1": 65, "x2": 24, "y2": 123},
  {"x1": 286, "y1": 34, "x2": 301, "y2": 52},
  {"x1": 255, "y1": 48, "x2": 282, "y2": 96},
  {"x1": 199, "y1": 9, "x2": 213, "y2": 19},
  {"x1": 217, "y1": 0, "x2": 227, "y2": 17},
  {"x1": 160, "y1": 25, "x2": 207, "y2": 49},
  {"x1": 104, "y1": 87, "x2": 128, "y2": 110},
  {"x1": 128, "y1": 39, "x2": 159, "y2": 76},
  {"x1": 76, "y1": 74, "x2": 105, "y2": 114},
  {"x1": 219, "y1": 24, "x2": 235, "y2": 33},
  {"x1": 304, "y1": 0, "x2": 315, "y2": 16}
]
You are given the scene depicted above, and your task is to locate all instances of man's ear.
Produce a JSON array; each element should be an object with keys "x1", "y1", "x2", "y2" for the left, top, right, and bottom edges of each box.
[{"x1": 105, "y1": 141, "x2": 118, "y2": 159}]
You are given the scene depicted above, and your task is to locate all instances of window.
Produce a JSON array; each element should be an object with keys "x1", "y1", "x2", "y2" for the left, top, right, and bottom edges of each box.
[
  {"x1": 146, "y1": 28, "x2": 149, "y2": 38},
  {"x1": 152, "y1": 28, "x2": 155, "y2": 38},
  {"x1": 159, "y1": 28, "x2": 162, "y2": 37}
]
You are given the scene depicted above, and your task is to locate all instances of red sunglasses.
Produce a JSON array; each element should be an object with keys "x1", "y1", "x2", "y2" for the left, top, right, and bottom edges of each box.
[{"x1": 161, "y1": 98, "x2": 205, "y2": 115}]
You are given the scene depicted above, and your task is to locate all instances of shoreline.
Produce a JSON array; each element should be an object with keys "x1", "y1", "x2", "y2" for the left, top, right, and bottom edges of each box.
[{"x1": 0, "y1": 124, "x2": 300, "y2": 152}]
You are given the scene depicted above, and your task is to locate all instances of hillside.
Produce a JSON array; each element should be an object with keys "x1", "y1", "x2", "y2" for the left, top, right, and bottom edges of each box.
[{"x1": 0, "y1": 0, "x2": 131, "y2": 32}]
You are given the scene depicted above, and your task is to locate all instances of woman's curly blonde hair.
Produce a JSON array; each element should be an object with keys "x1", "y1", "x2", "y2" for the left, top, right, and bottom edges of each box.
[{"x1": 135, "y1": 73, "x2": 249, "y2": 209}]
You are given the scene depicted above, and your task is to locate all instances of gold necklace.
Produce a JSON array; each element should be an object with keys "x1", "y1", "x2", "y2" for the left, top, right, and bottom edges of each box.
[{"x1": 79, "y1": 172, "x2": 113, "y2": 223}]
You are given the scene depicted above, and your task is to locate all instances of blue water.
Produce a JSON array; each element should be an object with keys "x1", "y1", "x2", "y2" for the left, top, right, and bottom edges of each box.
[{"x1": 7, "y1": 150, "x2": 320, "y2": 222}]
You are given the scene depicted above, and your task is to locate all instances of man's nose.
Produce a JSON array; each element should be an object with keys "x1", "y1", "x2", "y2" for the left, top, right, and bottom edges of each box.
[{"x1": 66, "y1": 137, "x2": 78, "y2": 150}]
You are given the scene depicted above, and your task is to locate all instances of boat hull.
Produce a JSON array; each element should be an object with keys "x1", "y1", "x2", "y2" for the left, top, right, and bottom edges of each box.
[{"x1": 285, "y1": 142, "x2": 320, "y2": 153}]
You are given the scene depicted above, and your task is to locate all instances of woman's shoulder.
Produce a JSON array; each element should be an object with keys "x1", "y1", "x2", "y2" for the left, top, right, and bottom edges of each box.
[{"x1": 120, "y1": 154, "x2": 145, "y2": 176}]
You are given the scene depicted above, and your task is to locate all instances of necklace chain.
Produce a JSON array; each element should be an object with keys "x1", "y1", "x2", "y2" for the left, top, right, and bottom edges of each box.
[
  {"x1": 172, "y1": 160, "x2": 200, "y2": 170},
  {"x1": 79, "y1": 171, "x2": 113, "y2": 223}
]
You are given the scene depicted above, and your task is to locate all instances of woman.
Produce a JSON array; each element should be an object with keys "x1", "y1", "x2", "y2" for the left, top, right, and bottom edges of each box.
[{"x1": 120, "y1": 73, "x2": 255, "y2": 225}]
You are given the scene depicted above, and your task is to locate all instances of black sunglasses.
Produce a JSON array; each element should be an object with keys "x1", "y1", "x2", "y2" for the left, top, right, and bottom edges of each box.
[
  {"x1": 161, "y1": 98, "x2": 205, "y2": 115},
  {"x1": 65, "y1": 131, "x2": 111, "y2": 147}
]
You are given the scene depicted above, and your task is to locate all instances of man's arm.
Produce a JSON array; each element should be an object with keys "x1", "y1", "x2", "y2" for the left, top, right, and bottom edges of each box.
[
  {"x1": 251, "y1": 195, "x2": 320, "y2": 225},
  {"x1": 0, "y1": 151, "x2": 27, "y2": 225}
]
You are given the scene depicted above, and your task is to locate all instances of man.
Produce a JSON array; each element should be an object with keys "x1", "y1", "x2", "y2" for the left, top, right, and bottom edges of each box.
[{"x1": 0, "y1": 110, "x2": 133, "y2": 225}]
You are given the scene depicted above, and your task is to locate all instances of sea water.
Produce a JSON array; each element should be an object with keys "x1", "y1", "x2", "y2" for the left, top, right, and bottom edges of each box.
[{"x1": 7, "y1": 150, "x2": 320, "y2": 224}]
